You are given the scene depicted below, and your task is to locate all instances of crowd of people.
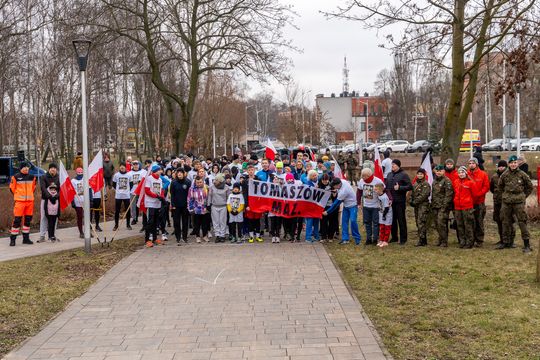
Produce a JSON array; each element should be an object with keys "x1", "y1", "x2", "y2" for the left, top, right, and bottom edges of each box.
[{"x1": 7, "y1": 147, "x2": 534, "y2": 253}]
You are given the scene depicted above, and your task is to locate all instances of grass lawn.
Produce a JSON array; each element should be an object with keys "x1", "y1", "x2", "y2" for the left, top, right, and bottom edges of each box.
[
  {"x1": 327, "y1": 214, "x2": 540, "y2": 360},
  {"x1": 0, "y1": 236, "x2": 144, "y2": 358}
]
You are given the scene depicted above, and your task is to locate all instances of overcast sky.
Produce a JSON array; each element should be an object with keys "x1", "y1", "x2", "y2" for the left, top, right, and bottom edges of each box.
[{"x1": 245, "y1": 0, "x2": 398, "y2": 104}]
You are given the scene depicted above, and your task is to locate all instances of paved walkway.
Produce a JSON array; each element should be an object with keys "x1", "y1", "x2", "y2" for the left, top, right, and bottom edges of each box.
[
  {"x1": 5, "y1": 242, "x2": 390, "y2": 360},
  {"x1": 0, "y1": 221, "x2": 140, "y2": 263}
]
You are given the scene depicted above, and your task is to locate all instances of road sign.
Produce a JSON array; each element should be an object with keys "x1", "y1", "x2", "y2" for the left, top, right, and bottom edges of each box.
[{"x1": 503, "y1": 123, "x2": 516, "y2": 138}]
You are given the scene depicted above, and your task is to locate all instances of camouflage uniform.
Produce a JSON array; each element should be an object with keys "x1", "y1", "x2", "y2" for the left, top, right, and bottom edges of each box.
[
  {"x1": 490, "y1": 170, "x2": 514, "y2": 244},
  {"x1": 498, "y1": 168, "x2": 533, "y2": 248},
  {"x1": 337, "y1": 154, "x2": 346, "y2": 169},
  {"x1": 455, "y1": 209, "x2": 475, "y2": 248},
  {"x1": 345, "y1": 155, "x2": 358, "y2": 185},
  {"x1": 410, "y1": 178, "x2": 431, "y2": 246},
  {"x1": 431, "y1": 175, "x2": 454, "y2": 246}
]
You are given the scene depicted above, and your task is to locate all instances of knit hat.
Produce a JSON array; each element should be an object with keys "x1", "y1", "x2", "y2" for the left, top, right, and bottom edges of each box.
[
  {"x1": 497, "y1": 160, "x2": 508, "y2": 168},
  {"x1": 468, "y1": 157, "x2": 478, "y2": 164},
  {"x1": 276, "y1": 161, "x2": 284, "y2": 168},
  {"x1": 76, "y1": 167, "x2": 83, "y2": 175},
  {"x1": 445, "y1": 158, "x2": 454, "y2": 165},
  {"x1": 458, "y1": 166, "x2": 467, "y2": 173},
  {"x1": 233, "y1": 182, "x2": 241, "y2": 190},
  {"x1": 417, "y1": 168, "x2": 427, "y2": 175},
  {"x1": 48, "y1": 163, "x2": 58, "y2": 169},
  {"x1": 151, "y1": 164, "x2": 161, "y2": 173},
  {"x1": 214, "y1": 173, "x2": 225, "y2": 183},
  {"x1": 20, "y1": 161, "x2": 30, "y2": 169},
  {"x1": 434, "y1": 164, "x2": 445, "y2": 171},
  {"x1": 508, "y1": 155, "x2": 518, "y2": 163},
  {"x1": 285, "y1": 173, "x2": 295, "y2": 182},
  {"x1": 392, "y1": 159, "x2": 401, "y2": 167}
]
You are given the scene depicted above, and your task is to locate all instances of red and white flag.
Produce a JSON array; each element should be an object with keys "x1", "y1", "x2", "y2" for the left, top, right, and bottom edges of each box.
[
  {"x1": 88, "y1": 150, "x2": 104, "y2": 193},
  {"x1": 332, "y1": 155, "x2": 346, "y2": 179},
  {"x1": 265, "y1": 139, "x2": 277, "y2": 161},
  {"x1": 59, "y1": 161, "x2": 76, "y2": 210},
  {"x1": 373, "y1": 145, "x2": 385, "y2": 181},
  {"x1": 413, "y1": 152, "x2": 433, "y2": 200},
  {"x1": 134, "y1": 174, "x2": 151, "y2": 214}
]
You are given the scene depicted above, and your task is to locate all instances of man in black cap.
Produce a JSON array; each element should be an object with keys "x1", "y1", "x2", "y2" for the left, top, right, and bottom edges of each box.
[
  {"x1": 38, "y1": 163, "x2": 60, "y2": 242},
  {"x1": 386, "y1": 159, "x2": 413, "y2": 244},
  {"x1": 490, "y1": 159, "x2": 513, "y2": 245}
]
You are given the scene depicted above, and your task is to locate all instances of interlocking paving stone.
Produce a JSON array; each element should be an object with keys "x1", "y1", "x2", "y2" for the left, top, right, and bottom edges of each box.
[{"x1": 5, "y1": 242, "x2": 391, "y2": 359}]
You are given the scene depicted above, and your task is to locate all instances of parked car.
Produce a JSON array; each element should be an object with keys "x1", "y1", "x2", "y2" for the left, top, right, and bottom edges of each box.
[
  {"x1": 482, "y1": 138, "x2": 504, "y2": 151},
  {"x1": 378, "y1": 140, "x2": 411, "y2": 153},
  {"x1": 0, "y1": 156, "x2": 46, "y2": 184},
  {"x1": 365, "y1": 143, "x2": 379, "y2": 151},
  {"x1": 362, "y1": 142, "x2": 374, "y2": 150},
  {"x1": 407, "y1": 140, "x2": 432, "y2": 153},
  {"x1": 328, "y1": 145, "x2": 344, "y2": 153},
  {"x1": 520, "y1": 137, "x2": 540, "y2": 151},
  {"x1": 506, "y1": 138, "x2": 527, "y2": 151}
]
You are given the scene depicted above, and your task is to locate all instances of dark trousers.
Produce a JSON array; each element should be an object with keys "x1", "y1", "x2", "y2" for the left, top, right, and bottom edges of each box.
[
  {"x1": 91, "y1": 198, "x2": 101, "y2": 226},
  {"x1": 282, "y1": 218, "x2": 295, "y2": 239},
  {"x1": 159, "y1": 203, "x2": 169, "y2": 232},
  {"x1": 46, "y1": 214, "x2": 58, "y2": 239},
  {"x1": 145, "y1": 207, "x2": 159, "y2": 241},
  {"x1": 246, "y1": 217, "x2": 261, "y2": 235},
  {"x1": 391, "y1": 202, "x2": 407, "y2": 243},
  {"x1": 193, "y1": 214, "x2": 208, "y2": 237},
  {"x1": 172, "y1": 207, "x2": 189, "y2": 241},
  {"x1": 114, "y1": 198, "x2": 131, "y2": 226},
  {"x1": 229, "y1": 222, "x2": 243, "y2": 238},
  {"x1": 270, "y1": 216, "x2": 282, "y2": 237},
  {"x1": 293, "y1": 218, "x2": 303, "y2": 240},
  {"x1": 75, "y1": 207, "x2": 83, "y2": 234}
]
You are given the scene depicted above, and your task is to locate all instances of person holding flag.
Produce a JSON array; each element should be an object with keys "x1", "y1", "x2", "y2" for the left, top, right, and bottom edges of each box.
[{"x1": 128, "y1": 160, "x2": 146, "y2": 225}]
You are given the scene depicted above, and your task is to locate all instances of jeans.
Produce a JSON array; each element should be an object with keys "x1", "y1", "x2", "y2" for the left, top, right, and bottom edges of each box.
[
  {"x1": 305, "y1": 218, "x2": 320, "y2": 241},
  {"x1": 363, "y1": 207, "x2": 379, "y2": 243},
  {"x1": 342, "y1": 205, "x2": 361, "y2": 244},
  {"x1": 172, "y1": 206, "x2": 189, "y2": 241}
]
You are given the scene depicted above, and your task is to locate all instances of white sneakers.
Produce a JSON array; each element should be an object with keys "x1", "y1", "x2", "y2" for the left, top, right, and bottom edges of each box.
[
  {"x1": 271, "y1": 237, "x2": 281, "y2": 243},
  {"x1": 196, "y1": 237, "x2": 201, "y2": 243}
]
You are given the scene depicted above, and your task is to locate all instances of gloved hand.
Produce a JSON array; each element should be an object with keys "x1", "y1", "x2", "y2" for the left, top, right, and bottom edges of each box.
[
  {"x1": 382, "y1": 215, "x2": 386, "y2": 222},
  {"x1": 157, "y1": 196, "x2": 165, "y2": 203}
]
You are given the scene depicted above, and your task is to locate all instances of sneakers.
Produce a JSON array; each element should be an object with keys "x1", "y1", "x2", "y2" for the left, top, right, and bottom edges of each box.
[
  {"x1": 275, "y1": 237, "x2": 280, "y2": 243},
  {"x1": 9, "y1": 236, "x2": 15, "y2": 246},
  {"x1": 113, "y1": 225, "x2": 118, "y2": 231},
  {"x1": 256, "y1": 236, "x2": 263, "y2": 242},
  {"x1": 196, "y1": 237, "x2": 202, "y2": 243},
  {"x1": 131, "y1": 219, "x2": 137, "y2": 225},
  {"x1": 162, "y1": 234, "x2": 168, "y2": 241},
  {"x1": 50, "y1": 237, "x2": 57, "y2": 243},
  {"x1": 231, "y1": 237, "x2": 238, "y2": 243},
  {"x1": 203, "y1": 236, "x2": 210, "y2": 242},
  {"x1": 96, "y1": 225, "x2": 103, "y2": 232},
  {"x1": 145, "y1": 241, "x2": 154, "y2": 248},
  {"x1": 126, "y1": 225, "x2": 133, "y2": 230},
  {"x1": 79, "y1": 233, "x2": 84, "y2": 239},
  {"x1": 155, "y1": 239, "x2": 163, "y2": 245},
  {"x1": 248, "y1": 237, "x2": 254, "y2": 243},
  {"x1": 271, "y1": 236, "x2": 275, "y2": 243},
  {"x1": 37, "y1": 236, "x2": 46, "y2": 243},
  {"x1": 523, "y1": 246, "x2": 532, "y2": 253}
]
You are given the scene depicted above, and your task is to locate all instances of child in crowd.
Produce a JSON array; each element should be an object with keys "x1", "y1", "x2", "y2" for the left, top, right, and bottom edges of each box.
[
  {"x1": 188, "y1": 176, "x2": 210, "y2": 243},
  {"x1": 269, "y1": 175, "x2": 282, "y2": 243},
  {"x1": 375, "y1": 183, "x2": 392, "y2": 247},
  {"x1": 453, "y1": 166, "x2": 476, "y2": 249},
  {"x1": 227, "y1": 182, "x2": 245, "y2": 243},
  {"x1": 208, "y1": 174, "x2": 230, "y2": 243},
  {"x1": 91, "y1": 189, "x2": 102, "y2": 232},
  {"x1": 44, "y1": 183, "x2": 60, "y2": 242}
]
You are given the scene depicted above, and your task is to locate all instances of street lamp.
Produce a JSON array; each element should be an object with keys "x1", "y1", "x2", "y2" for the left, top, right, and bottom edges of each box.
[
  {"x1": 73, "y1": 39, "x2": 92, "y2": 254},
  {"x1": 516, "y1": 84, "x2": 521, "y2": 158}
]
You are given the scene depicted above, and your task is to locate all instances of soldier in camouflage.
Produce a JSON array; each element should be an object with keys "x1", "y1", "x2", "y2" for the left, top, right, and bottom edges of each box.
[
  {"x1": 496, "y1": 155, "x2": 533, "y2": 252},
  {"x1": 345, "y1": 151, "x2": 359, "y2": 186},
  {"x1": 410, "y1": 168, "x2": 431, "y2": 246},
  {"x1": 490, "y1": 160, "x2": 514, "y2": 246},
  {"x1": 431, "y1": 165, "x2": 454, "y2": 247}
]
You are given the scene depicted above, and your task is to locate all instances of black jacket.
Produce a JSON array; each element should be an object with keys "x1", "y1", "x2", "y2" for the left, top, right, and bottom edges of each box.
[
  {"x1": 386, "y1": 168, "x2": 413, "y2": 204},
  {"x1": 39, "y1": 173, "x2": 60, "y2": 200},
  {"x1": 170, "y1": 178, "x2": 191, "y2": 208}
]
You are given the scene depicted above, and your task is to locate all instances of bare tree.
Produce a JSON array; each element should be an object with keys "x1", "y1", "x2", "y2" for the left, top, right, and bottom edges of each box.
[{"x1": 328, "y1": 0, "x2": 539, "y2": 160}]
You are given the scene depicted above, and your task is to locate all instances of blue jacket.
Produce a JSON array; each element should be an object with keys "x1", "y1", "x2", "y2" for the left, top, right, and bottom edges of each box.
[
  {"x1": 256, "y1": 169, "x2": 274, "y2": 182},
  {"x1": 170, "y1": 178, "x2": 191, "y2": 208}
]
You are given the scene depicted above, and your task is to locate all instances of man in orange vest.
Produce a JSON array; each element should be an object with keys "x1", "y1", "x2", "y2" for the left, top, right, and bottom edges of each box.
[{"x1": 9, "y1": 162, "x2": 36, "y2": 246}]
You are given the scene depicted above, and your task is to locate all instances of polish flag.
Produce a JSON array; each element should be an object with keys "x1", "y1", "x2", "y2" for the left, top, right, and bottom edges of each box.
[
  {"x1": 59, "y1": 161, "x2": 76, "y2": 210},
  {"x1": 134, "y1": 174, "x2": 151, "y2": 214},
  {"x1": 413, "y1": 151, "x2": 433, "y2": 200},
  {"x1": 373, "y1": 145, "x2": 385, "y2": 181},
  {"x1": 265, "y1": 139, "x2": 277, "y2": 161},
  {"x1": 88, "y1": 150, "x2": 104, "y2": 193},
  {"x1": 332, "y1": 155, "x2": 346, "y2": 179}
]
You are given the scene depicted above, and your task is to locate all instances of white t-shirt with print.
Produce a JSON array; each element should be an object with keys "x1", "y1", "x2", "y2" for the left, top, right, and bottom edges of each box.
[
  {"x1": 358, "y1": 177, "x2": 385, "y2": 208},
  {"x1": 378, "y1": 193, "x2": 393, "y2": 225},
  {"x1": 144, "y1": 176, "x2": 163, "y2": 209},
  {"x1": 128, "y1": 169, "x2": 147, "y2": 195},
  {"x1": 71, "y1": 178, "x2": 84, "y2": 207},
  {"x1": 337, "y1": 180, "x2": 357, "y2": 208},
  {"x1": 113, "y1": 172, "x2": 131, "y2": 199}
]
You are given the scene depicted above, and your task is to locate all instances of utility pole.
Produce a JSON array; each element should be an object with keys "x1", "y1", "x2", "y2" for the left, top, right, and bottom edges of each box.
[
  {"x1": 502, "y1": 60, "x2": 507, "y2": 150},
  {"x1": 516, "y1": 85, "x2": 521, "y2": 157}
]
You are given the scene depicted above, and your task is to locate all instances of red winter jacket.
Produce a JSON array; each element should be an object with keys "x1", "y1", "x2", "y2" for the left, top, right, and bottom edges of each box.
[
  {"x1": 453, "y1": 177, "x2": 476, "y2": 210},
  {"x1": 467, "y1": 168, "x2": 489, "y2": 205}
]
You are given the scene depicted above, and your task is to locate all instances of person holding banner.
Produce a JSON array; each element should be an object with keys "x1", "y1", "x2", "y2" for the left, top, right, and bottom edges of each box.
[
  {"x1": 325, "y1": 178, "x2": 361, "y2": 245},
  {"x1": 318, "y1": 174, "x2": 338, "y2": 242},
  {"x1": 304, "y1": 170, "x2": 321, "y2": 243},
  {"x1": 243, "y1": 165, "x2": 263, "y2": 243}
]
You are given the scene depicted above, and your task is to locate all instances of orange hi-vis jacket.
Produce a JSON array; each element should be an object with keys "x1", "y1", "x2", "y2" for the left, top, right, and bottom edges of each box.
[{"x1": 10, "y1": 172, "x2": 36, "y2": 202}]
